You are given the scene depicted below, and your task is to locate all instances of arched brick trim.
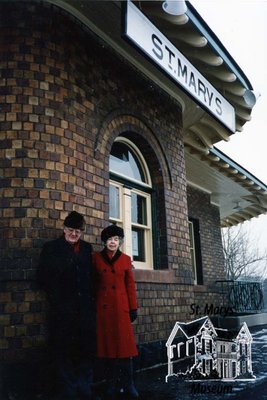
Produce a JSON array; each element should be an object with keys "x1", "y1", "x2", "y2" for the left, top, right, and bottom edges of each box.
[
  {"x1": 94, "y1": 112, "x2": 170, "y2": 269},
  {"x1": 94, "y1": 113, "x2": 172, "y2": 189}
]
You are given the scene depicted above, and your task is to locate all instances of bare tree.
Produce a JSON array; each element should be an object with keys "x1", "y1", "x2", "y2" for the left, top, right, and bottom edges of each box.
[{"x1": 222, "y1": 225, "x2": 267, "y2": 280}]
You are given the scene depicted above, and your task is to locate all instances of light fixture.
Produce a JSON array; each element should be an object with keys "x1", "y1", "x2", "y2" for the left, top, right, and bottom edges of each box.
[
  {"x1": 162, "y1": 0, "x2": 187, "y2": 16},
  {"x1": 243, "y1": 89, "x2": 261, "y2": 108}
]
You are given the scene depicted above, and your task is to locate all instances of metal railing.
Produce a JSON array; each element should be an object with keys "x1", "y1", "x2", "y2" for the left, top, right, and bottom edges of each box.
[{"x1": 216, "y1": 280, "x2": 265, "y2": 314}]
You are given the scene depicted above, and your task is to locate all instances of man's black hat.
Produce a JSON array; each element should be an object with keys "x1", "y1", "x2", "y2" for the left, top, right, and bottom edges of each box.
[
  {"x1": 64, "y1": 211, "x2": 85, "y2": 230},
  {"x1": 101, "y1": 224, "x2": 124, "y2": 242}
]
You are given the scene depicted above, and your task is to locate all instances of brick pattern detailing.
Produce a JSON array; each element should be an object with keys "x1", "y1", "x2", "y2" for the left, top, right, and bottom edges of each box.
[
  {"x1": 187, "y1": 185, "x2": 226, "y2": 286},
  {"x1": 94, "y1": 112, "x2": 179, "y2": 269},
  {"x1": 0, "y1": 281, "x2": 47, "y2": 361},
  {"x1": 0, "y1": 2, "x2": 220, "y2": 360},
  {"x1": 95, "y1": 114, "x2": 173, "y2": 188},
  {"x1": 135, "y1": 282, "x2": 194, "y2": 343}
]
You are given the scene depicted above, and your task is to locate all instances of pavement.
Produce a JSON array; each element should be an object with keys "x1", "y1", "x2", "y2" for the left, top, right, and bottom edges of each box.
[{"x1": 2, "y1": 324, "x2": 267, "y2": 400}]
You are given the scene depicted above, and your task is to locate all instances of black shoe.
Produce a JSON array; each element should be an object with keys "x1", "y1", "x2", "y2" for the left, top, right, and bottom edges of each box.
[
  {"x1": 123, "y1": 384, "x2": 139, "y2": 398},
  {"x1": 106, "y1": 386, "x2": 120, "y2": 396},
  {"x1": 104, "y1": 385, "x2": 121, "y2": 399}
]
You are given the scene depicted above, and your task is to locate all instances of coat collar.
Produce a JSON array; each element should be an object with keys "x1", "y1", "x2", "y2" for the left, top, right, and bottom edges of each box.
[{"x1": 100, "y1": 248, "x2": 122, "y2": 266}]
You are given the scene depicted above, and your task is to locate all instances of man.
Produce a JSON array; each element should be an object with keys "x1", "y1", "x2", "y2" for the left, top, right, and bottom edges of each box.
[{"x1": 38, "y1": 211, "x2": 96, "y2": 400}]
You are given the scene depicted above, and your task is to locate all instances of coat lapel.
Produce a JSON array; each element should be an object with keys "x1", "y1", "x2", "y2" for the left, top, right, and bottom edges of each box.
[{"x1": 100, "y1": 249, "x2": 122, "y2": 267}]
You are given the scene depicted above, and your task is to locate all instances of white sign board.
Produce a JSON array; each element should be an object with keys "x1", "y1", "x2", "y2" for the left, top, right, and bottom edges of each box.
[{"x1": 124, "y1": 1, "x2": 235, "y2": 133}]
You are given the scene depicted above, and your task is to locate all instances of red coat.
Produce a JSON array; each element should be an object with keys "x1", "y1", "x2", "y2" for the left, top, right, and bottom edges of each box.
[{"x1": 93, "y1": 249, "x2": 138, "y2": 358}]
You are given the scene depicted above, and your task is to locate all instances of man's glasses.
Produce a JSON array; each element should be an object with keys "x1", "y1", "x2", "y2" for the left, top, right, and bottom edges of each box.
[{"x1": 64, "y1": 227, "x2": 84, "y2": 235}]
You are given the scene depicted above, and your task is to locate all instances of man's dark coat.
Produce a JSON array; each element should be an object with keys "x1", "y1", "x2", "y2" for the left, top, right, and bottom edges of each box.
[{"x1": 38, "y1": 236, "x2": 96, "y2": 358}]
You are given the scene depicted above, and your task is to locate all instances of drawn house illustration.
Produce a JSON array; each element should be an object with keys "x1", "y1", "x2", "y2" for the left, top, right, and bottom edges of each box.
[
  {"x1": 166, "y1": 316, "x2": 254, "y2": 382},
  {"x1": 216, "y1": 323, "x2": 254, "y2": 380}
]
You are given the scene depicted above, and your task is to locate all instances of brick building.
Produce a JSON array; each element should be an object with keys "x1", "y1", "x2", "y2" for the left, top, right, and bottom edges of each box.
[{"x1": 1, "y1": 0, "x2": 267, "y2": 378}]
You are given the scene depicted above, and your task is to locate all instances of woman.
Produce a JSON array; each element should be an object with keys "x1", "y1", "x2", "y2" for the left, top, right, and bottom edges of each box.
[{"x1": 93, "y1": 225, "x2": 139, "y2": 398}]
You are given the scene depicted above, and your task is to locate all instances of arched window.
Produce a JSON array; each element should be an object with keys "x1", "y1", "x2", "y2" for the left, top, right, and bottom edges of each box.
[{"x1": 109, "y1": 137, "x2": 153, "y2": 269}]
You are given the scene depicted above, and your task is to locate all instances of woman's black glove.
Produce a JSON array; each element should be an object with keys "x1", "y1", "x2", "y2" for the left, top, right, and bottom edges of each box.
[{"x1": 130, "y1": 309, "x2": 138, "y2": 322}]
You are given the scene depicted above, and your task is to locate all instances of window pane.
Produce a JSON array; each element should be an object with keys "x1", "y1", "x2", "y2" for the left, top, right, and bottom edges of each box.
[
  {"x1": 189, "y1": 221, "x2": 196, "y2": 281},
  {"x1": 109, "y1": 185, "x2": 120, "y2": 219},
  {"x1": 110, "y1": 142, "x2": 146, "y2": 182},
  {"x1": 189, "y1": 222, "x2": 193, "y2": 243},
  {"x1": 190, "y1": 249, "x2": 196, "y2": 280},
  {"x1": 132, "y1": 228, "x2": 145, "y2": 261},
  {"x1": 131, "y1": 193, "x2": 147, "y2": 225}
]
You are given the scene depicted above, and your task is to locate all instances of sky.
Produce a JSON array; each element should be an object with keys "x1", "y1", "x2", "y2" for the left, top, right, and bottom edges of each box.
[{"x1": 190, "y1": 0, "x2": 267, "y2": 270}]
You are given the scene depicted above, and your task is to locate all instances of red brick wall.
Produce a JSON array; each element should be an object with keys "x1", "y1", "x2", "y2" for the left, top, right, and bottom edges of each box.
[{"x1": 0, "y1": 2, "x2": 221, "y2": 362}]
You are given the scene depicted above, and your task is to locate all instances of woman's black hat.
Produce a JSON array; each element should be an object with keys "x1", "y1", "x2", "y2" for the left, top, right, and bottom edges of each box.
[{"x1": 101, "y1": 225, "x2": 124, "y2": 242}]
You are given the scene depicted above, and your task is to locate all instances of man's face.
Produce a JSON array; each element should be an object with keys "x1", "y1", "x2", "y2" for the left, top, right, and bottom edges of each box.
[{"x1": 64, "y1": 227, "x2": 83, "y2": 244}]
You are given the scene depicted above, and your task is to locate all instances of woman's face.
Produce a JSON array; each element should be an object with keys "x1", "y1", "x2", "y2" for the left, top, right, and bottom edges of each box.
[{"x1": 106, "y1": 236, "x2": 120, "y2": 253}]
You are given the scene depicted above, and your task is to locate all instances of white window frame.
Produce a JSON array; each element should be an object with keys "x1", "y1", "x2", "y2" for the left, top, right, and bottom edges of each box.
[
  {"x1": 110, "y1": 137, "x2": 152, "y2": 187},
  {"x1": 189, "y1": 220, "x2": 197, "y2": 284},
  {"x1": 109, "y1": 180, "x2": 153, "y2": 270},
  {"x1": 109, "y1": 138, "x2": 153, "y2": 269}
]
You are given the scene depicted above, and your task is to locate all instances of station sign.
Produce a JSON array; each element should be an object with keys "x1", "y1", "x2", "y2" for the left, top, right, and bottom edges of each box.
[{"x1": 124, "y1": 1, "x2": 235, "y2": 133}]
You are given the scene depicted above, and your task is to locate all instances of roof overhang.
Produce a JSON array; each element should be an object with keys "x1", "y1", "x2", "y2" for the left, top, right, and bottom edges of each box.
[
  {"x1": 43, "y1": 0, "x2": 255, "y2": 152},
  {"x1": 27, "y1": 0, "x2": 265, "y2": 226},
  {"x1": 185, "y1": 146, "x2": 267, "y2": 227}
]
